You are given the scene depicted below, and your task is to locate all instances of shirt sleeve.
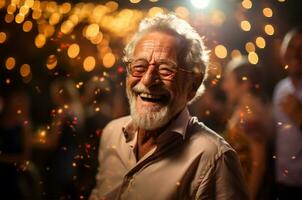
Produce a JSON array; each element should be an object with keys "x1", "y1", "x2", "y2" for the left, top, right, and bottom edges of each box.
[{"x1": 195, "y1": 150, "x2": 249, "y2": 200}]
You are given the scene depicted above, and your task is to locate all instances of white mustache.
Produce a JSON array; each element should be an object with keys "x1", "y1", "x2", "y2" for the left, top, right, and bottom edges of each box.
[{"x1": 132, "y1": 82, "x2": 169, "y2": 95}]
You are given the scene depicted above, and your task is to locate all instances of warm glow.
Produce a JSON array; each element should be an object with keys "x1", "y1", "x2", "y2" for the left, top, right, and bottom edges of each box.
[
  {"x1": 60, "y1": 20, "x2": 74, "y2": 34},
  {"x1": 25, "y1": 0, "x2": 34, "y2": 7},
  {"x1": 5, "y1": 57, "x2": 16, "y2": 70},
  {"x1": 46, "y1": 55, "x2": 58, "y2": 70},
  {"x1": 263, "y1": 7, "x2": 273, "y2": 17},
  {"x1": 105, "y1": 1, "x2": 119, "y2": 12},
  {"x1": 255, "y1": 37, "x2": 266, "y2": 48},
  {"x1": 83, "y1": 56, "x2": 96, "y2": 72},
  {"x1": 35, "y1": 34, "x2": 46, "y2": 48},
  {"x1": 15, "y1": 13, "x2": 25, "y2": 24},
  {"x1": 0, "y1": 32, "x2": 7, "y2": 43},
  {"x1": 248, "y1": 52, "x2": 259, "y2": 64},
  {"x1": 175, "y1": 6, "x2": 189, "y2": 19},
  {"x1": 148, "y1": 7, "x2": 164, "y2": 17},
  {"x1": 102, "y1": 53, "x2": 116, "y2": 68},
  {"x1": 240, "y1": 20, "x2": 251, "y2": 31},
  {"x1": 7, "y1": 4, "x2": 16, "y2": 15},
  {"x1": 49, "y1": 13, "x2": 61, "y2": 25},
  {"x1": 90, "y1": 32, "x2": 103, "y2": 44},
  {"x1": 245, "y1": 42, "x2": 255, "y2": 52},
  {"x1": 130, "y1": 0, "x2": 141, "y2": 3},
  {"x1": 5, "y1": 14, "x2": 14, "y2": 23},
  {"x1": 67, "y1": 43, "x2": 80, "y2": 58},
  {"x1": 214, "y1": 45, "x2": 228, "y2": 59},
  {"x1": 59, "y1": 3, "x2": 71, "y2": 14},
  {"x1": 20, "y1": 64, "x2": 31, "y2": 77},
  {"x1": 231, "y1": 49, "x2": 242, "y2": 59},
  {"x1": 32, "y1": 10, "x2": 42, "y2": 19},
  {"x1": 23, "y1": 20, "x2": 33, "y2": 32},
  {"x1": 86, "y1": 24, "x2": 99, "y2": 38},
  {"x1": 264, "y1": 24, "x2": 275, "y2": 35},
  {"x1": 20, "y1": 6, "x2": 30, "y2": 15},
  {"x1": 241, "y1": 0, "x2": 252, "y2": 9}
]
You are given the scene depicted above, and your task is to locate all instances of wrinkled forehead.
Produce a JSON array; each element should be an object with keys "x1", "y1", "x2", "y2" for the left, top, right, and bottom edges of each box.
[{"x1": 133, "y1": 31, "x2": 181, "y2": 62}]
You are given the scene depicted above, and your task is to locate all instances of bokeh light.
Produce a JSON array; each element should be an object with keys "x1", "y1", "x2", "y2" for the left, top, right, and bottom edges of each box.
[
  {"x1": 263, "y1": 8, "x2": 273, "y2": 17},
  {"x1": 5, "y1": 57, "x2": 16, "y2": 70},
  {"x1": 0, "y1": 32, "x2": 7, "y2": 43},
  {"x1": 83, "y1": 56, "x2": 96, "y2": 72},
  {"x1": 264, "y1": 24, "x2": 275, "y2": 35},
  {"x1": 240, "y1": 20, "x2": 251, "y2": 31},
  {"x1": 242, "y1": 0, "x2": 253, "y2": 9},
  {"x1": 20, "y1": 64, "x2": 31, "y2": 77},
  {"x1": 102, "y1": 52, "x2": 116, "y2": 68},
  {"x1": 46, "y1": 55, "x2": 58, "y2": 70},
  {"x1": 67, "y1": 43, "x2": 80, "y2": 58},
  {"x1": 248, "y1": 52, "x2": 259, "y2": 64},
  {"x1": 215, "y1": 45, "x2": 228, "y2": 59},
  {"x1": 255, "y1": 37, "x2": 266, "y2": 48}
]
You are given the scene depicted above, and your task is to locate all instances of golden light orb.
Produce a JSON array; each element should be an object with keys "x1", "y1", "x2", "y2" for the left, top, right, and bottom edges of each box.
[
  {"x1": 86, "y1": 24, "x2": 99, "y2": 38},
  {"x1": 67, "y1": 43, "x2": 80, "y2": 58},
  {"x1": 240, "y1": 20, "x2": 251, "y2": 31},
  {"x1": 264, "y1": 24, "x2": 274, "y2": 36},
  {"x1": 214, "y1": 45, "x2": 228, "y2": 59},
  {"x1": 263, "y1": 7, "x2": 273, "y2": 18},
  {"x1": 46, "y1": 55, "x2": 58, "y2": 70},
  {"x1": 20, "y1": 64, "x2": 31, "y2": 77},
  {"x1": 245, "y1": 42, "x2": 255, "y2": 52},
  {"x1": 23, "y1": 20, "x2": 33, "y2": 32},
  {"x1": 248, "y1": 52, "x2": 259, "y2": 64},
  {"x1": 102, "y1": 53, "x2": 116, "y2": 68},
  {"x1": 83, "y1": 56, "x2": 96, "y2": 72},
  {"x1": 5, "y1": 57, "x2": 16, "y2": 70},
  {"x1": 241, "y1": 0, "x2": 252, "y2": 9},
  {"x1": 255, "y1": 37, "x2": 266, "y2": 48},
  {"x1": 0, "y1": 32, "x2": 7, "y2": 43},
  {"x1": 35, "y1": 34, "x2": 46, "y2": 48}
]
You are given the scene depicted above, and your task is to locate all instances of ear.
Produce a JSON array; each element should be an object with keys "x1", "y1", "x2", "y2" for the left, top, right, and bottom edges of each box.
[{"x1": 187, "y1": 74, "x2": 204, "y2": 101}]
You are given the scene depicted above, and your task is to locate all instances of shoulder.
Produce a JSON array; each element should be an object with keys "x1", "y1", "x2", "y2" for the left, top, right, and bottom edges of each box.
[
  {"x1": 101, "y1": 115, "x2": 131, "y2": 141},
  {"x1": 186, "y1": 117, "x2": 235, "y2": 160}
]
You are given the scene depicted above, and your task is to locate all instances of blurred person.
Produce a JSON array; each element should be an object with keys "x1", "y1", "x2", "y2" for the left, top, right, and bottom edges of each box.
[
  {"x1": 90, "y1": 14, "x2": 248, "y2": 200},
  {"x1": 79, "y1": 76, "x2": 113, "y2": 197},
  {"x1": 273, "y1": 26, "x2": 302, "y2": 199},
  {"x1": 38, "y1": 78, "x2": 85, "y2": 199},
  {"x1": 0, "y1": 91, "x2": 32, "y2": 199},
  {"x1": 222, "y1": 58, "x2": 275, "y2": 200}
]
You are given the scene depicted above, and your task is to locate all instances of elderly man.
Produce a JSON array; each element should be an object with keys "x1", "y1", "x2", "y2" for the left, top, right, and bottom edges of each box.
[
  {"x1": 90, "y1": 14, "x2": 248, "y2": 200},
  {"x1": 273, "y1": 26, "x2": 302, "y2": 200}
]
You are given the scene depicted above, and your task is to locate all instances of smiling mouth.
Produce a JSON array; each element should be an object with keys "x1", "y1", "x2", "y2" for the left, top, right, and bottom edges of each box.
[{"x1": 136, "y1": 92, "x2": 169, "y2": 104}]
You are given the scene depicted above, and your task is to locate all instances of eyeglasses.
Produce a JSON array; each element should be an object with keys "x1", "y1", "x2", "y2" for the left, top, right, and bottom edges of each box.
[{"x1": 125, "y1": 58, "x2": 202, "y2": 81}]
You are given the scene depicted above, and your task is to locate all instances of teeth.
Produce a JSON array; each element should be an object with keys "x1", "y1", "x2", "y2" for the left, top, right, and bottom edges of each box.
[{"x1": 139, "y1": 93, "x2": 161, "y2": 99}]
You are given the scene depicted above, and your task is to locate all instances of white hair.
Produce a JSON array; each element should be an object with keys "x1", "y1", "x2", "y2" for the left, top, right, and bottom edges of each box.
[{"x1": 123, "y1": 13, "x2": 210, "y2": 103}]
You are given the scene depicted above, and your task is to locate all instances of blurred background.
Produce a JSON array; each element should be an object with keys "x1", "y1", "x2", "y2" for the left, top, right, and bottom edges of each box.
[{"x1": 0, "y1": 0, "x2": 301, "y2": 199}]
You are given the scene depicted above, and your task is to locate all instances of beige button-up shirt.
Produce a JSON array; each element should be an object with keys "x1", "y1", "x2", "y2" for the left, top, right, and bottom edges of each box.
[{"x1": 90, "y1": 108, "x2": 249, "y2": 200}]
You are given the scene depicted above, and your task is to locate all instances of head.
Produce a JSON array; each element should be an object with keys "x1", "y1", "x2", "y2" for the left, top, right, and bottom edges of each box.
[
  {"x1": 281, "y1": 26, "x2": 302, "y2": 79},
  {"x1": 50, "y1": 78, "x2": 80, "y2": 106},
  {"x1": 123, "y1": 14, "x2": 209, "y2": 131},
  {"x1": 223, "y1": 57, "x2": 263, "y2": 104}
]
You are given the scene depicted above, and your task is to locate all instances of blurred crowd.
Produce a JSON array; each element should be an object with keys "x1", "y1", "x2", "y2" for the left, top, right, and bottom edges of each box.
[{"x1": 0, "y1": 26, "x2": 301, "y2": 200}]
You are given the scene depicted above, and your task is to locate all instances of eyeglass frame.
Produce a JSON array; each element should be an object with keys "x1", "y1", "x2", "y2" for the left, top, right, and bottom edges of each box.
[{"x1": 124, "y1": 58, "x2": 203, "y2": 81}]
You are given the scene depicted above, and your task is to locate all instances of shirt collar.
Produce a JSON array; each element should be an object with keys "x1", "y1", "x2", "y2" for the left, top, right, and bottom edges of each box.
[{"x1": 122, "y1": 107, "x2": 191, "y2": 144}]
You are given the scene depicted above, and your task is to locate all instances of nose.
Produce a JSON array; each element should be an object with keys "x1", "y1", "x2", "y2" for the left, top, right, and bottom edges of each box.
[{"x1": 140, "y1": 64, "x2": 161, "y2": 87}]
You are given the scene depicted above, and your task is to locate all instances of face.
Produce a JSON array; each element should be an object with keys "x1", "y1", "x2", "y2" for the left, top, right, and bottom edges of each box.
[
  {"x1": 222, "y1": 71, "x2": 241, "y2": 104},
  {"x1": 284, "y1": 33, "x2": 302, "y2": 78},
  {"x1": 126, "y1": 31, "x2": 194, "y2": 130}
]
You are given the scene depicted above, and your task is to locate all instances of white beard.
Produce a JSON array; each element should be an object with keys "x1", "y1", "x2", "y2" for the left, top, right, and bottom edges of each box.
[{"x1": 126, "y1": 83, "x2": 172, "y2": 130}]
